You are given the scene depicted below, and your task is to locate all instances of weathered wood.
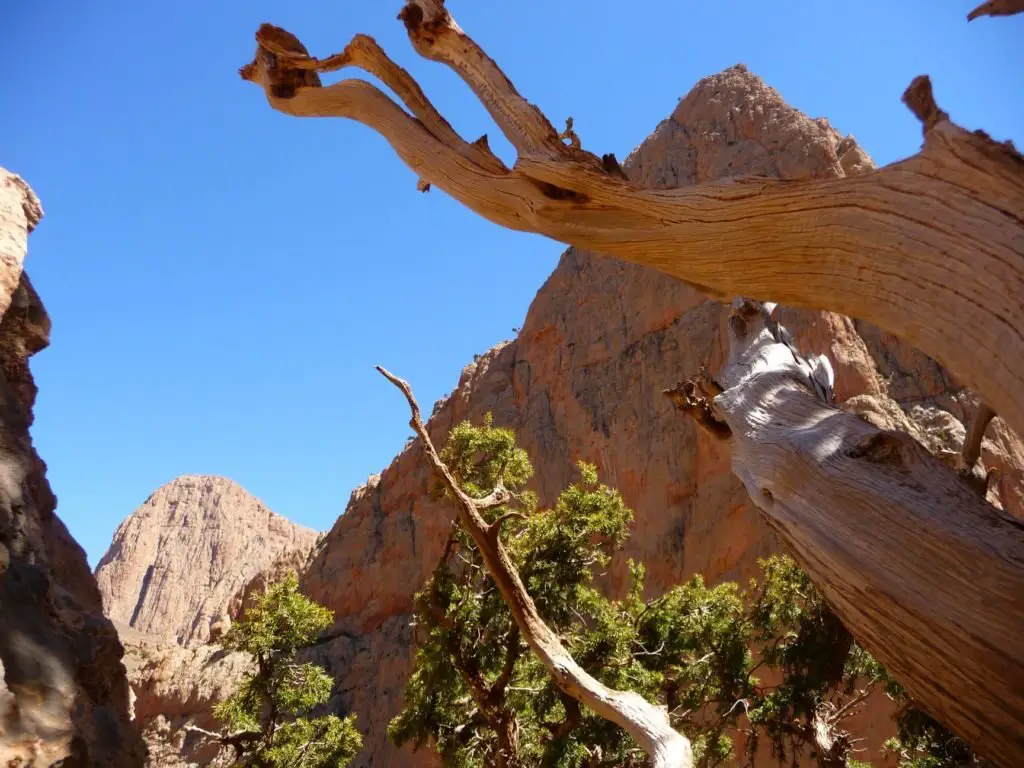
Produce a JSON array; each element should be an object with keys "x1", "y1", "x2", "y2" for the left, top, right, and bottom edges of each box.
[
  {"x1": 240, "y1": 3, "x2": 1024, "y2": 445},
  {"x1": 670, "y1": 299, "x2": 1024, "y2": 768},
  {"x1": 378, "y1": 366, "x2": 693, "y2": 768}
]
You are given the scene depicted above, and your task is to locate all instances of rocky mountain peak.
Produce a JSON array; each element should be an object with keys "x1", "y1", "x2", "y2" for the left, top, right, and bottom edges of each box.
[{"x1": 95, "y1": 474, "x2": 320, "y2": 646}]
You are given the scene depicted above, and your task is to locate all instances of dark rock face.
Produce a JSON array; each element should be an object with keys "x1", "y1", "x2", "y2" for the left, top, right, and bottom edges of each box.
[{"x1": 0, "y1": 169, "x2": 145, "y2": 766}]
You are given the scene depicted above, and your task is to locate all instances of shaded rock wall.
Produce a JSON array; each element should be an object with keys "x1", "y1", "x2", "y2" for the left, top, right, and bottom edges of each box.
[
  {"x1": 0, "y1": 169, "x2": 144, "y2": 766},
  {"x1": 118, "y1": 622, "x2": 249, "y2": 768}
]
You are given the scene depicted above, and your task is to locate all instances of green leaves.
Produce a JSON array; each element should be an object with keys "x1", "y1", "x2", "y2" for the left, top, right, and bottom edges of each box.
[
  {"x1": 440, "y1": 413, "x2": 534, "y2": 498},
  {"x1": 884, "y1": 697, "x2": 985, "y2": 767},
  {"x1": 221, "y1": 573, "x2": 334, "y2": 661},
  {"x1": 634, "y1": 574, "x2": 751, "y2": 730},
  {"x1": 213, "y1": 571, "x2": 362, "y2": 768},
  {"x1": 275, "y1": 663, "x2": 335, "y2": 716},
  {"x1": 260, "y1": 716, "x2": 362, "y2": 768}
]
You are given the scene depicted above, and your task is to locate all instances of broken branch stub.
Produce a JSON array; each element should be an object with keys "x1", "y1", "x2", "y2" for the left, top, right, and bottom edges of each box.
[
  {"x1": 966, "y1": 0, "x2": 1024, "y2": 20},
  {"x1": 667, "y1": 299, "x2": 1024, "y2": 768},
  {"x1": 241, "y1": 3, "x2": 1024, "y2": 442},
  {"x1": 376, "y1": 365, "x2": 693, "y2": 768}
]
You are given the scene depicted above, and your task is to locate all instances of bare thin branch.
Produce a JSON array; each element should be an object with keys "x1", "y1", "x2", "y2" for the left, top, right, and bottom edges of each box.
[
  {"x1": 489, "y1": 625, "x2": 522, "y2": 703},
  {"x1": 377, "y1": 365, "x2": 692, "y2": 767},
  {"x1": 489, "y1": 510, "x2": 526, "y2": 533},
  {"x1": 474, "y1": 484, "x2": 512, "y2": 510},
  {"x1": 398, "y1": 0, "x2": 578, "y2": 160},
  {"x1": 664, "y1": 380, "x2": 732, "y2": 441}
]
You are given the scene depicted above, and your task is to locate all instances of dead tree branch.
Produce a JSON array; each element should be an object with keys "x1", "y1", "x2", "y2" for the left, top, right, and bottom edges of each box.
[
  {"x1": 241, "y1": 4, "x2": 1024, "y2": 442},
  {"x1": 377, "y1": 365, "x2": 692, "y2": 768},
  {"x1": 670, "y1": 298, "x2": 1024, "y2": 768},
  {"x1": 960, "y1": 402, "x2": 998, "y2": 496},
  {"x1": 183, "y1": 724, "x2": 262, "y2": 757}
]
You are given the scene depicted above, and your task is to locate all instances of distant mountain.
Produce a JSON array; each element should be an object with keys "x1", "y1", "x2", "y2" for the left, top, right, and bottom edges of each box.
[{"x1": 95, "y1": 474, "x2": 320, "y2": 646}]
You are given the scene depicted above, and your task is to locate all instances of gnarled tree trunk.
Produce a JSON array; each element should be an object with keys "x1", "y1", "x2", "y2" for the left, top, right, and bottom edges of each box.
[
  {"x1": 239, "y1": 2, "x2": 1024, "y2": 444},
  {"x1": 668, "y1": 299, "x2": 1024, "y2": 767}
]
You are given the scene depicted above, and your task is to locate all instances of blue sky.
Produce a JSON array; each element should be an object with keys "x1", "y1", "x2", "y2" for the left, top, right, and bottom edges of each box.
[{"x1": 2, "y1": 1, "x2": 1020, "y2": 566}]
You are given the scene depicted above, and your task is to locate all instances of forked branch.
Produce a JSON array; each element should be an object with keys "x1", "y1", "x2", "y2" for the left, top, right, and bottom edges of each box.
[
  {"x1": 376, "y1": 365, "x2": 692, "y2": 768},
  {"x1": 242, "y1": 2, "x2": 1024, "y2": 441}
]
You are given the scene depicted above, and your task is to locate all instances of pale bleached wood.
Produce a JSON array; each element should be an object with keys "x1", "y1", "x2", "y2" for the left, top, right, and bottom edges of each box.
[
  {"x1": 670, "y1": 298, "x2": 1024, "y2": 768},
  {"x1": 377, "y1": 366, "x2": 693, "y2": 768}
]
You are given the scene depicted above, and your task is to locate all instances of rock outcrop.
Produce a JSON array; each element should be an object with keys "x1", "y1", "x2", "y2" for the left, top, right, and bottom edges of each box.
[
  {"x1": 0, "y1": 169, "x2": 145, "y2": 766},
  {"x1": 118, "y1": 621, "x2": 250, "y2": 768},
  {"x1": 96, "y1": 475, "x2": 320, "y2": 646},
  {"x1": 294, "y1": 66, "x2": 1024, "y2": 767}
]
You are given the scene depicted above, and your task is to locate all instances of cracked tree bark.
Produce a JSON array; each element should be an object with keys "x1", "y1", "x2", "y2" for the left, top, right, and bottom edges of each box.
[
  {"x1": 238, "y1": 3, "x2": 1024, "y2": 765},
  {"x1": 378, "y1": 366, "x2": 692, "y2": 768},
  {"x1": 667, "y1": 299, "x2": 1024, "y2": 767}
]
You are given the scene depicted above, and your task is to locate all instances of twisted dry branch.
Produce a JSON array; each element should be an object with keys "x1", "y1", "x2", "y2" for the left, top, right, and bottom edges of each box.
[{"x1": 241, "y1": 2, "x2": 1024, "y2": 443}]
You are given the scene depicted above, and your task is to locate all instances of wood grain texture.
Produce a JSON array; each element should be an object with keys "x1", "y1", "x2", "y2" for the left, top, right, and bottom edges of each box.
[{"x1": 701, "y1": 299, "x2": 1024, "y2": 768}]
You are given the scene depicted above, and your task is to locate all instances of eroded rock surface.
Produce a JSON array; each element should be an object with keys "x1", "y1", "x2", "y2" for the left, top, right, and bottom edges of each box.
[
  {"x1": 226, "y1": 538, "x2": 320, "y2": 626},
  {"x1": 96, "y1": 475, "x2": 320, "y2": 646},
  {"x1": 118, "y1": 622, "x2": 249, "y2": 768},
  {"x1": 0, "y1": 169, "x2": 144, "y2": 766}
]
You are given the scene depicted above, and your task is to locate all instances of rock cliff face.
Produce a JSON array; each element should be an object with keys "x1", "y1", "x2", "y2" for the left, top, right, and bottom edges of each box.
[
  {"x1": 295, "y1": 65, "x2": 1024, "y2": 767},
  {"x1": 0, "y1": 169, "x2": 145, "y2": 766},
  {"x1": 96, "y1": 475, "x2": 320, "y2": 646},
  {"x1": 227, "y1": 541, "x2": 320, "y2": 625},
  {"x1": 118, "y1": 621, "x2": 250, "y2": 768}
]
